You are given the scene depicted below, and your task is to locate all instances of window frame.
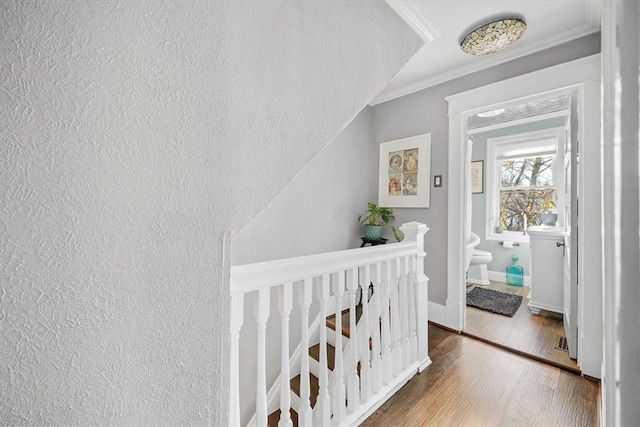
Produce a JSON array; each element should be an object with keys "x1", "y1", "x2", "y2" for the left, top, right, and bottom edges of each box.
[{"x1": 485, "y1": 127, "x2": 566, "y2": 243}]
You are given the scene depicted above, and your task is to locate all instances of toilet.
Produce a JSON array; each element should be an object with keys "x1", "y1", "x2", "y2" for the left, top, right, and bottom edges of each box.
[{"x1": 467, "y1": 249, "x2": 493, "y2": 286}]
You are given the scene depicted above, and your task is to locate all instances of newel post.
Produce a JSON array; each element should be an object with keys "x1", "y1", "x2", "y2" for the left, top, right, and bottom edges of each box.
[{"x1": 399, "y1": 221, "x2": 430, "y2": 371}]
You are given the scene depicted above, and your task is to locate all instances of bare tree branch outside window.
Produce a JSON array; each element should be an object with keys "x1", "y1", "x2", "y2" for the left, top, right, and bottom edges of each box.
[{"x1": 499, "y1": 156, "x2": 555, "y2": 232}]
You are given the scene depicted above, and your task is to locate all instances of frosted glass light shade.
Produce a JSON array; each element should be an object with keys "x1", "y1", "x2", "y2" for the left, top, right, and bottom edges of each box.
[{"x1": 460, "y1": 19, "x2": 526, "y2": 56}]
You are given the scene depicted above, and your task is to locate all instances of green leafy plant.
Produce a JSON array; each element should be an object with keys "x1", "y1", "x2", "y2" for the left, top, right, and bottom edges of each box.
[
  {"x1": 541, "y1": 199, "x2": 555, "y2": 213},
  {"x1": 358, "y1": 202, "x2": 404, "y2": 242}
]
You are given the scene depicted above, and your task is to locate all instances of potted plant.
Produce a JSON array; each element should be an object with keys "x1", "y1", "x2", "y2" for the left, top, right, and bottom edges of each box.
[
  {"x1": 540, "y1": 199, "x2": 558, "y2": 226},
  {"x1": 358, "y1": 202, "x2": 404, "y2": 242}
]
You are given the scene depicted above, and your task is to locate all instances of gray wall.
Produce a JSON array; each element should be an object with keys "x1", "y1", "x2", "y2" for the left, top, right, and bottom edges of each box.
[
  {"x1": 232, "y1": 107, "x2": 376, "y2": 423},
  {"x1": 373, "y1": 33, "x2": 600, "y2": 305},
  {"x1": 471, "y1": 117, "x2": 567, "y2": 275},
  {"x1": 232, "y1": 107, "x2": 376, "y2": 265}
]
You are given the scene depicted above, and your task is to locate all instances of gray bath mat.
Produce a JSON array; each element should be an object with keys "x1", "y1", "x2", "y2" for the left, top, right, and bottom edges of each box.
[{"x1": 466, "y1": 287, "x2": 523, "y2": 317}]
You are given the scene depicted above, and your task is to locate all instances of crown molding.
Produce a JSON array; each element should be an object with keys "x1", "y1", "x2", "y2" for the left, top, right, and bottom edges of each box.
[
  {"x1": 371, "y1": 23, "x2": 600, "y2": 106},
  {"x1": 386, "y1": 0, "x2": 440, "y2": 42}
]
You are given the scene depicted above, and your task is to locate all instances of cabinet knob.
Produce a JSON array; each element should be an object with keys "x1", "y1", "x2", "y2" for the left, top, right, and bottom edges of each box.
[{"x1": 556, "y1": 241, "x2": 565, "y2": 247}]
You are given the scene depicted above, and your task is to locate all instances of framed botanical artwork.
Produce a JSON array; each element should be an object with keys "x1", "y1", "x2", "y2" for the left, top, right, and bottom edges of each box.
[
  {"x1": 471, "y1": 160, "x2": 484, "y2": 194},
  {"x1": 378, "y1": 133, "x2": 431, "y2": 208}
]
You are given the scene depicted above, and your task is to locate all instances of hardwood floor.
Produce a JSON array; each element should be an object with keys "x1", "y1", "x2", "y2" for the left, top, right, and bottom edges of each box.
[
  {"x1": 362, "y1": 324, "x2": 599, "y2": 427},
  {"x1": 464, "y1": 281, "x2": 579, "y2": 372}
]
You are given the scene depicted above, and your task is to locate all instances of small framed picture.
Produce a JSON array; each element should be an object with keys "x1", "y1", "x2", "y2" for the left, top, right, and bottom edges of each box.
[{"x1": 471, "y1": 160, "x2": 484, "y2": 194}]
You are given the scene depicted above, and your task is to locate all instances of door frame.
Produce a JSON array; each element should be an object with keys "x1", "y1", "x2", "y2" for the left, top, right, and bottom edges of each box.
[
  {"x1": 444, "y1": 54, "x2": 602, "y2": 376},
  {"x1": 601, "y1": 1, "x2": 640, "y2": 424}
]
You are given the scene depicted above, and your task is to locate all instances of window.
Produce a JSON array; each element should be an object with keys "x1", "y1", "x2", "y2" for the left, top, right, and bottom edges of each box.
[{"x1": 485, "y1": 128, "x2": 565, "y2": 242}]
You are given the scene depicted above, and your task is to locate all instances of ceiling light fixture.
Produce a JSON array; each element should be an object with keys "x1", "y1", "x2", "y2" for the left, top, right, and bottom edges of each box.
[{"x1": 460, "y1": 18, "x2": 526, "y2": 56}]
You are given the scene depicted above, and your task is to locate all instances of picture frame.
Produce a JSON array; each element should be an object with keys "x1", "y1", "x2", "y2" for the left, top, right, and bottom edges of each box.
[
  {"x1": 471, "y1": 160, "x2": 484, "y2": 194},
  {"x1": 378, "y1": 133, "x2": 431, "y2": 208}
]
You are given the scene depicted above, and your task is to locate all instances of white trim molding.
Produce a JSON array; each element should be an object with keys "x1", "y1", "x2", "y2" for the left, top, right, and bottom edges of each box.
[
  {"x1": 386, "y1": 0, "x2": 440, "y2": 42},
  {"x1": 445, "y1": 52, "x2": 602, "y2": 379},
  {"x1": 600, "y1": 2, "x2": 620, "y2": 426},
  {"x1": 484, "y1": 127, "x2": 566, "y2": 243},
  {"x1": 371, "y1": 25, "x2": 599, "y2": 106},
  {"x1": 427, "y1": 301, "x2": 446, "y2": 326}
]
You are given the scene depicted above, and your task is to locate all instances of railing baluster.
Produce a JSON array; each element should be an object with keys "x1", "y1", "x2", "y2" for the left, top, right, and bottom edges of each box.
[
  {"x1": 401, "y1": 256, "x2": 411, "y2": 370},
  {"x1": 371, "y1": 262, "x2": 383, "y2": 393},
  {"x1": 229, "y1": 294, "x2": 244, "y2": 426},
  {"x1": 254, "y1": 288, "x2": 270, "y2": 426},
  {"x1": 360, "y1": 264, "x2": 372, "y2": 401},
  {"x1": 315, "y1": 274, "x2": 331, "y2": 426},
  {"x1": 278, "y1": 283, "x2": 293, "y2": 427},
  {"x1": 298, "y1": 278, "x2": 313, "y2": 426},
  {"x1": 391, "y1": 258, "x2": 402, "y2": 376},
  {"x1": 346, "y1": 267, "x2": 360, "y2": 414},
  {"x1": 408, "y1": 255, "x2": 418, "y2": 363},
  {"x1": 381, "y1": 259, "x2": 393, "y2": 385},
  {"x1": 332, "y1": 271, "x2": 346, "y2": 423}
]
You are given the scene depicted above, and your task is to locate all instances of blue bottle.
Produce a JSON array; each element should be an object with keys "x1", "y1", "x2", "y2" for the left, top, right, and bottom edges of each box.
[{"x1": 506, "y1": 254, "x2": 524, "y2": 286}]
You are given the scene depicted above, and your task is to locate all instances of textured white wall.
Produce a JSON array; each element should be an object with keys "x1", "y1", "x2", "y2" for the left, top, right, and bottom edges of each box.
[{"x1": 0, "y1": 1, "x2": 421, "y2": 425}]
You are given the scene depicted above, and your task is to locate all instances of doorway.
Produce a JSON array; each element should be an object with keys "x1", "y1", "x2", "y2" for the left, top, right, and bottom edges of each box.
[
  {"x1": 444, "y1": 54, "x2": 602, "y2": 378},
  {"x1": 461, "y1": 94, "x2": 578, "y2": 372}
]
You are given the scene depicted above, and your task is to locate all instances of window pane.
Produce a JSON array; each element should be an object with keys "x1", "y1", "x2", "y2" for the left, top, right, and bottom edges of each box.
[
  {"x1": 499, "y1": 188, "x2": 556, "y2": 232},
  {"x1": 501, "y1": 156, "x2": 554, "y2": 188}
]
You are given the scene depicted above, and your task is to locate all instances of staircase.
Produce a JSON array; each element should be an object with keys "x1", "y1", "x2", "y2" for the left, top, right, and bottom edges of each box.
[
  {"x1": 267, "y1": 308, "x2": 360, "y2": 426},
  {"x1": 230, "y1": 222, "x2": 430, "y2": 426}
]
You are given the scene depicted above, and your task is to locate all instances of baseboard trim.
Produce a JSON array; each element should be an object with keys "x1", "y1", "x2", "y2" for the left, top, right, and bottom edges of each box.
[
  {"x1": 418, "y1": 357, "x2": 433, "y2": 373},
  {"x1": 487, "y1": 270, "x2": 531, "y2": 286},
  {"x1": 427, "y1": 301, "x2": 446, "y2": 326},
  {"x1": 350, "y1": 361, "x2": 421, "y2": 426}
]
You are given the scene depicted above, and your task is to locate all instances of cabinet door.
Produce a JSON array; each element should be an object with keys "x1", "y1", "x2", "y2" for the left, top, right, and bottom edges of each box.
[{"x1": 530, "y1": 237, "x2": 564, "y2": 313}]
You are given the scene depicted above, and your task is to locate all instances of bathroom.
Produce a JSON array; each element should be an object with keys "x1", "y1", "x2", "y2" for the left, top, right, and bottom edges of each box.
[
  {"x1": 462, "y1": 94, "x2": 578, "y2": 371},
  {"x1": 469, "y1": 113, "x2": 568, "y2": 285}
]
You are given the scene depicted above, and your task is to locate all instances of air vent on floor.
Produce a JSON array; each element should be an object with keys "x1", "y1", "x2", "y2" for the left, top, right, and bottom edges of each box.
[{"x1": 555, "y1": 336, "x2": 569, "y2": 352}]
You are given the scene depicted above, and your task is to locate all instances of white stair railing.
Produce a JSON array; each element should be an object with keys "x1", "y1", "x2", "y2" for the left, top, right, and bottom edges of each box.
[{"x1": 230, "y1": 222, "x2": 429, "y2": 427}]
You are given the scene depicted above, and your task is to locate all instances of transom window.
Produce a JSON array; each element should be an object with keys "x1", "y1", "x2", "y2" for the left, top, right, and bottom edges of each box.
[{"x1": 485, "y1": 128, "x2": 565, "y2": 242}]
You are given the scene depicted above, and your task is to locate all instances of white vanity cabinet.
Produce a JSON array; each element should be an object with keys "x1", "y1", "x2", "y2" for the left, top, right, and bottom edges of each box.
[{"x1": 526, "y1": 226, "x2": 565, "y2": 314}]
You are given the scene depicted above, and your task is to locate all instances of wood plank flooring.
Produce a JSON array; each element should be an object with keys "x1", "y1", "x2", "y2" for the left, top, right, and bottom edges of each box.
[
  {"x1": 362, "y1": 325, "x2": 599, "y2": 427},
  {"x1": 463, "y1": 281, "x2": 578, "y2": 372}
]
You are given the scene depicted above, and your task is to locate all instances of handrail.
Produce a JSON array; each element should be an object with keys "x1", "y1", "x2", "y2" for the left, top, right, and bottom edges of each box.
[{"x1": 230, "y1": 241, "x2": 416, "y2": 295}]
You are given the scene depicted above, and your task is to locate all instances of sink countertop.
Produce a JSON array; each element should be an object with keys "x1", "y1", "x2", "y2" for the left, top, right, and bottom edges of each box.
[{"x1": 526, "y1": 225, "x2": 566, "y2": 238}]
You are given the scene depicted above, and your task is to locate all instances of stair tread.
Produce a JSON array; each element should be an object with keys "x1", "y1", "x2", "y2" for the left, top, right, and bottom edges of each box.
[
  {"x1": 290, "y1": 373, "x2": 320, "y2": 407},
  {"x1": 309, "y1": 342, "x2": 336, "y2": 370},
  {"x1": 326, "y1": 305, "x2": 363, "y2": 338}
]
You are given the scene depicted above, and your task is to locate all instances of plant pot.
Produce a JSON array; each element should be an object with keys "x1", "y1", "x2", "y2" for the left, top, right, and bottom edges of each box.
[
  {"x1": 363, "y1": 224, "x2": 383, "y2": 241},
  {"x1": 541, "y1": 213, "x2": 558, "y2": 226}
]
